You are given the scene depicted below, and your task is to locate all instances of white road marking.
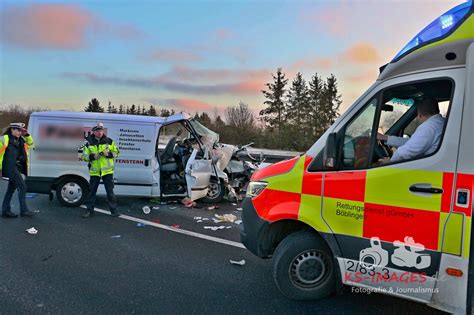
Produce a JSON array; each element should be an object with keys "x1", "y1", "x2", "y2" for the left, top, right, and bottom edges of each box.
[{"x1": 80, "y1": 205, "x2": 246, "y2": 249}]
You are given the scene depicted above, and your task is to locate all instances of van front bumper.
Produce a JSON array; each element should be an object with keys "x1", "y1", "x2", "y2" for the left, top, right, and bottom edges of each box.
[{"x1": 240, "y1": 197, "x2": 271, "y2": 258}]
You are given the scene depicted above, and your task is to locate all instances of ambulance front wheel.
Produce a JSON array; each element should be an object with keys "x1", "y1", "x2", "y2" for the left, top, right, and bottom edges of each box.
[
  {"x1": 272, "y1": 231, "x2": 336, "y2": 300},
  {"x1": 55, "y1": 177, "x2": 89, "y2": 207}
]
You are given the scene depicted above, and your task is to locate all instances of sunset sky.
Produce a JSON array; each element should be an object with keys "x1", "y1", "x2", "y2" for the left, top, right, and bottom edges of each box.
[{"x1": 0, "y1": 0, "x2": 465, "y2": 115}]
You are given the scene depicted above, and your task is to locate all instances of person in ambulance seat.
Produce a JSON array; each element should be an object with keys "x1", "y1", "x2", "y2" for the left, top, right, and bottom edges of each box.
[
  {"x1": 0, "y1": 122, "x2": 36, "y2": 218},
  {"x1": 80, "y1": 122, "x2": 120, "y2": 218},
  {"x1": 377, "y1": 97, "x2": 445, "y2": 163}
]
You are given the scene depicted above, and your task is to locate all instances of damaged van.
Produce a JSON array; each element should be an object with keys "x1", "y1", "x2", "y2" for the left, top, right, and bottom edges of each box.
[{"x1": 25, "y1": 111, "x2": 228, "y2": 206}]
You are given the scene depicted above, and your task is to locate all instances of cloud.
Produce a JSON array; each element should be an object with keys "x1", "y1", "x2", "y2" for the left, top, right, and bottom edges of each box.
[
  {"x1": 212, "y1": 29, "x2": 236, "y2": 41},
  {"x1": 141, "y1": 97, "x2": 214, "y2": 112},
  {"x1": 0, "y1": 3, "x2": 144, "y2": 50},
  {"x1": 62, "y1": 71, "x2": 264, "y2": 96},
  {"x1": 165, "y1": 65, "x2": 269, "y2": 82},
  {"x1": 341, "y1": 42, "x2": 382, "y2": 65},
  {"x1": 140, "y1": 49, "x2": 201, "y2": 63}
]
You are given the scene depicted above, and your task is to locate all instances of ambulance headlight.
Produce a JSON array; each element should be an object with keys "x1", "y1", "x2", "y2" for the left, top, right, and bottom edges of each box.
[{"x1": 246, "y1": 181, "x2": 267, "y2": 197}]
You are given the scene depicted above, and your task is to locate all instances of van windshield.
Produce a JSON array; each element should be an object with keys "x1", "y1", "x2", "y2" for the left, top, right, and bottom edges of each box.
[{"x1": 189, "y1": 119, "x2": 219, "y2": 145}]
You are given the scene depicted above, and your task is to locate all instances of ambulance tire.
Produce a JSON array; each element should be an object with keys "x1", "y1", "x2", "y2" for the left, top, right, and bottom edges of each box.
[
  {"x1": 201, "y1": 179, "x2": 226, "y2": 204},
  {"x1": 272, "y1": 231, "x2": 336, "y2": 300},
  {"x1": 55, "y1": 177, "x2": 89, "y2": 207}
]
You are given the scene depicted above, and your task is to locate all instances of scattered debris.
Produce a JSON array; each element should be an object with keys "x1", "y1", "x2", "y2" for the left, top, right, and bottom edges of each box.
[
  {"x1": 26, "y1": 193, "x2": 37, "y2": 199},
  {"x1": 214, "y1": 214, "x2": 237, "y2": 223},
  {"x1": 33, "y1": 210, "x2": 40, "y2": 213},
  {"x1": 150, "y1": 198, "x2": 161, "y2": 204},
  {"x1": 152, "y1": 206, "x2": 160, "y2": 210},
  {"x1": 171, "y1": 224, "x2": 180, "y2": 229},
  {"x1": 226, "y1": 226, "x2": 232, "y2": 229},
  {"x1": 202, "y1": 218, "x2": 210, "y2": 221},
  {"x1": 207, "y1": 205, "x2": 220, "y2": 210},
  {"x1": 204, "y1": 226, "x2": 226, "y2": 231},
  {"x1": 182, "y1": 197, "x2": 197, "y2": 208},
  {"x1": 142, "y1": 206, "x2": 151, "y2": 214},
  {"x1": 235, "y1": 220, "x2": 242, "y2": 225},
  {"x1": 232, "y1": 203, "x2": 237, "y2": 206},
  {"x1": 110, "y1": 235, "x2": 121, "y2": 238},
  {"x1": 26, "y1": 227, "x2": 38, "y2": 235},
  {"x1": 236, "y1": 208, "x2": 243, "y2": 211},
  {"x1": 194, "y1": 216, "x2": 202, "y2": 220},
  {"x1": 197, "y1": 220, "x2": 203, "y2": 223},
  {"x1": 169, "y1": 207, "x2": 177, "y2": 210},
  {"x1": 230, "y1": 259, "x2": 246, "y2": 266},
  {"x1": 136, "y1": 223, "x2": 146, "y2": 227}
]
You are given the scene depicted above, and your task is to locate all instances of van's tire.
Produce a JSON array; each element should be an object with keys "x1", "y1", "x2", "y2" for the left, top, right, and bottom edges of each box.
[
  {"x1": 272, "y1": 231, "x2": 336, "y2": 300},
  {"x1": 201, "y1": 179, "x2": 226, "y2": 204},
  {"x1": 55, "y1": 177, "x2": 89, "y2": 207}
]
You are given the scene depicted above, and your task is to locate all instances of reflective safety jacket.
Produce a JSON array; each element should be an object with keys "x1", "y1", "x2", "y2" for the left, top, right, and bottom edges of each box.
[
  {"x1": 81, "y1": 135, "x2": 119, "y2": 177},
  {"x1": 0, "y1": 134, "x2": 34, "y2": 176}
]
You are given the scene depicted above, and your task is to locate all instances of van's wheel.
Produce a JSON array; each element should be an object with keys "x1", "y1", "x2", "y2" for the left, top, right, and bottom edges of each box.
[
  {"x1": 272, "y1": 231, "x2": 336, "y2": 300},
  {"x1": 55, "y1": 177, "x2": 89, "y2": 207},
  {"x1": 201, "y1": 179, "x2": 226, "y2": 204}
]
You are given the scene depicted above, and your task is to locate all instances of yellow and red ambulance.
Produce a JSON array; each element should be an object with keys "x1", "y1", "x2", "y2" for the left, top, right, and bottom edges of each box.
[{"x1": 241, "y1": 2, "x2": 474, "y2": 313}]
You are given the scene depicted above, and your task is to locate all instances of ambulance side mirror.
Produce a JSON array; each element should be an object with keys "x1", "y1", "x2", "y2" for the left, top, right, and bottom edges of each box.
[{"x1": 323, "y1": 133, "x2": 338, "y2": 170}]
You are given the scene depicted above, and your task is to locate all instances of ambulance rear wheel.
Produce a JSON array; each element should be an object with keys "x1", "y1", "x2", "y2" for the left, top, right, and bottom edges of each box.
[
  {"x1": 272, "y1": 231, "x2": 336, "y2": 300},
  {"x1": 56, "y1": 177, "x2": 89, "y2": 207}
]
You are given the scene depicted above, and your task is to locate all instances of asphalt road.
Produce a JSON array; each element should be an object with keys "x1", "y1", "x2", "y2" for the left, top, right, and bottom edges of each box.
[{"x1": 0, "y1": 181, "x2": 447, "y2": 314}]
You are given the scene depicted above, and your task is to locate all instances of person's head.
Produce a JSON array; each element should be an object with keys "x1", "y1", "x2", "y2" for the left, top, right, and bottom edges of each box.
[
  {"x1": 91, "y1": 122, "x2": 105, "y2": 138},
  {"x1": 2, "y1": 122, "x2": 26, "y2": 138},
  {"x1": 417, "y1": 97, "x2": 440, "y2": 122}
]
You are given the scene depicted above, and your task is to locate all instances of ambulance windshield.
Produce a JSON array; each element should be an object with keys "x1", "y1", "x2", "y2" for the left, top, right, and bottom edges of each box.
[{"x1": 393, "y1": 1, "x2": 472, "y2": 62}]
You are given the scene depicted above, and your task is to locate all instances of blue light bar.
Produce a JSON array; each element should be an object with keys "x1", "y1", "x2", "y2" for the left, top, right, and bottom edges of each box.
[{"x1": 392, "y1": 1, "x2": 473, "y2": 62}]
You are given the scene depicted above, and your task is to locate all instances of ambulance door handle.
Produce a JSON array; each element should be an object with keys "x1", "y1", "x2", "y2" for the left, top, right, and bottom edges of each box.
[{"x1": 409, "y1": 184, "x2": 443, "y2": 194}]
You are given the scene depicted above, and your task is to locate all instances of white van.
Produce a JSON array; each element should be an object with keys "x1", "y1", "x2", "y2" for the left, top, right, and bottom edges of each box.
[{"x1": 26, "y1": 111, "x2": 227, "y2": 206}]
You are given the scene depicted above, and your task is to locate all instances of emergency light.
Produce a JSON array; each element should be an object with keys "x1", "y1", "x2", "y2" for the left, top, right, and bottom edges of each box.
[{"x1": 393, "y1": 1, "x2": 473, "y2": 62}]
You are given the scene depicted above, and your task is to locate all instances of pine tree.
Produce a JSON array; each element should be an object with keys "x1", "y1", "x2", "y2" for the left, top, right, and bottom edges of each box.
[
  {"x1": 129, "y1": 104, "x2": 137, "y2": 115},
  {"x1": 148, "y1": 105, "x2": 157, "y2": 116},
  {"x1": 287, "y1": 72, "x2": 309, "y2": 150},
  {"x1": 118, "y1": 104, "x2": 124, "y2": 114},
  {"x1": 84, "y1": 98, "x2": 104, "y2": 112},
  {"x1": 308, "y1": 73, "x2": 325, "y2": 139},
  {"x1": 260, "y1": 68, "x2": 288, "y2": 143},
  {"x1": 107, "y1": 101, "x2": 113, "y2": 113},
  {"x1": 321, "y1": 74, "x2": 342, "y2": 131}
]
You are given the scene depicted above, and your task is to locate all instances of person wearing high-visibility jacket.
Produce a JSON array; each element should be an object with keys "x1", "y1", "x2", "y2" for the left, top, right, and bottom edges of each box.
[
  {"x1": 81, "y1": 122, "x2": 120, "y2": 218},
  {"x1": 1, "y1": 122, "x2": 35, "y2": 218}
]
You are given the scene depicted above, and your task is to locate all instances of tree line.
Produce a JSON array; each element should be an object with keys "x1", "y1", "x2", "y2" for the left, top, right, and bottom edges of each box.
[{"x1": 1, "y1": 68, "x2": 341, "y2": 151}]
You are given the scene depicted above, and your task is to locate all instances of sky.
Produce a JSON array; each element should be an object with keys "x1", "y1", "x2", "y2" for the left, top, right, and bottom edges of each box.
[{"x1": 0, "y1": 0, "x2": 466, "y2": 116}]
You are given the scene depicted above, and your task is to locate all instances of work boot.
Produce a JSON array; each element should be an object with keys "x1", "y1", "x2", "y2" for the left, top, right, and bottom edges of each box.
[
  {"x1": 82, "y1": 210, "x2": 94, "y2": 218},
  {"x1": 110, "y1": 210, "x2": 121, "y2": 217},
  {"x1": 2, "y1": 211, "x2": 18, "y2": 218},
  {"x1": 20, "y1": 211, "x2": 36, "y2": 217}
]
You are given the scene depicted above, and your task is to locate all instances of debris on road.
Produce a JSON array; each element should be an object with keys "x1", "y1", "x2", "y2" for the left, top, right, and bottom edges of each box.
[
  {"x1": 136, "y1": 223, "x2": 146, "y2": 227},
  {"x1": 110, "y1": 235, "x2": 121, "y2": 238},
  {"x1": 152, "y1": 206, "x2": 160, "y2": 210},
  {"x1": 182, "y1": 197, "x2": 197, "y2": 208},
  {"x1": 214, "y1": 214, "x2": 237, "y2": 223},
  {"x1": 194, "y1": 216, "x2": 202, "y2": 220},
  {"x1": 226, "y1": 226, "x2": 232, "y2": 229},
  {"x1": 235, "y1": 220, "x2": 242, "y2": 225},
  {"x1": 171, "y1": 224, "x2": 180, "y2": 229},
  {"x1": 26, "y1": 227, "x2": 38, "y2": 235},
  {"x1": 169, "y1": 206, "x2": 177, "y2": 210},
  {"x1": 236, "y1": 208, "x2": 243, "y2": 211},
  {"x1": 230, "y1": 259, "x2": 246, "y2": 266},
  {"x1": 232, "y1": 203, "x2": 237, "y2": 206},
  {"x1": 207, "y1": 205, "x2": 219, "y2": 210},
  {"x1": 197, "y1": 220, "x2": 203, "y2": 223},
  {"x1": 34, "y1": 210, "x2": 40, "y2": 213},
  {"x1": 142, "y1": 206, "x2": 151, "y2": 214},
  {"x1": 204, "y1": 226, "x2": 226, "y2": 231}
]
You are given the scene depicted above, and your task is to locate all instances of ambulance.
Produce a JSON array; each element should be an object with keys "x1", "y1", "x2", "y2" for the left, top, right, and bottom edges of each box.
[
  {"x1": 25, "y1": 111, "x2": 227, "y2": 206},
  {"x1": 240, "y1": 2, "x2": 474, "y2": 313}
]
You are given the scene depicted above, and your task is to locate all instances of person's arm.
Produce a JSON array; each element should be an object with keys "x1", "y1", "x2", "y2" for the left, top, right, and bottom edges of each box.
[
  {"x1": 391, "y1": 124, "x2": 435, "y2": 162},
  {"x1": 386, "y1": 136, "x2": 409, "y2": 148},
  {"x1": 106, "y1": 141, "x2": 120, "y2": 158}
]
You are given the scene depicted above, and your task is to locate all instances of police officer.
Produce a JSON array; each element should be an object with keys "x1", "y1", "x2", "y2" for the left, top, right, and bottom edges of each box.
[
  {"x1": 81, "y1": 123, "x2": 120, "y2": 218},
  {"x1": 1, "y1": 122, "x2": 35, "y2": 218}
]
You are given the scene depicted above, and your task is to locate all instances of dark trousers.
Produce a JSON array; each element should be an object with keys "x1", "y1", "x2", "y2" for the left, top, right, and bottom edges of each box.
[
  {"x1": 2, "y1": 171, "x2": 29, "y2": 214},
  {"x1": 85, "y1": 174, "x2": 117, "y2": 212}
]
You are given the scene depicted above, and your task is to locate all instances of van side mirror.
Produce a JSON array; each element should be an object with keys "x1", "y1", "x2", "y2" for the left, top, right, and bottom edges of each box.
[{"x1": 323, "y1": 133, "x2": 338, "y2": 170}]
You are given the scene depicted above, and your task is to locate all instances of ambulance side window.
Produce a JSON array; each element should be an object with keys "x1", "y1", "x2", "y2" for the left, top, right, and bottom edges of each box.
[{"x1": 340, "y1": 98, "x2": 378, "y2": 169}]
